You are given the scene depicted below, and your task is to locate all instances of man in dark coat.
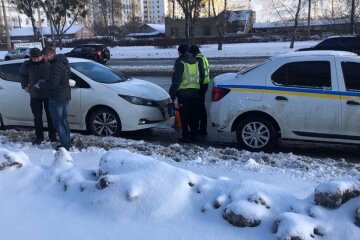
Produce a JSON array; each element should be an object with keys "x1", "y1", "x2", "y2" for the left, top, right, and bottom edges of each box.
[
  {"x1": 20, "y1": 47, "x2": 56, "y2": 145},
  {"x1": 189, "y1": 45, "x2": 210, "y2": 135},
  {"x1": 169, "y1": 44, "x2": 201, "y2": 143},
  {"x1": 41, "y1": 47, "x2": 71, "y2": 150}
]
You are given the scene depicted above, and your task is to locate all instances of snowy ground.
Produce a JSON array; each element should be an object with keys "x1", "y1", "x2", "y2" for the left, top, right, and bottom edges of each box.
[
  {"x1": 0, "y1": 129, "x2": 359, "y2": 240},
  {"x1": 0, "y1": 40, "x2": 319, "y2": 60},
  {"x1": 1, "y1": 40, "x2": 360, "y2": 239}
]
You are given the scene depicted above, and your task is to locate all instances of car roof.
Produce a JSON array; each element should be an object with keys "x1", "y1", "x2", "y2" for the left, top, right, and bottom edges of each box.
[
  {"x1": 272, "y1": 50, "x2": 357, "y2": 59},
  {"x1": 76, "y1": 44, "x2": 105, "y2": 47}
]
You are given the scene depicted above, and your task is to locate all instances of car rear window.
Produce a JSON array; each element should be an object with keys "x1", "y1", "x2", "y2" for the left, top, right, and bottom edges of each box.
[{"x1": 70, "y1": 62, "x2": 127, "y2": 84}]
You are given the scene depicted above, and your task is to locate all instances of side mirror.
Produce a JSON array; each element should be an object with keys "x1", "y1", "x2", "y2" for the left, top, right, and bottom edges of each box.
[{"x1": 69, "y1": 79, "x2": 77, "y2": 87}]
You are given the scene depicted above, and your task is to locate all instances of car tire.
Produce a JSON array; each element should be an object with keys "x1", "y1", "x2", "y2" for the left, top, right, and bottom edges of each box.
[
  {"x1": 236, "y1": 117, "x2": 277, "y2": 152},
  {"x1": 88, "y1": 109, "x2": 121, "y2": 137},
  {"x1": 4, "y1": 56, "x2": 10, "y2": 61}
]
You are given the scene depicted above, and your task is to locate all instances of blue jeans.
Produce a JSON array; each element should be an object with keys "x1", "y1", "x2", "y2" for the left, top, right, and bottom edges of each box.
[{"x1": 48, "y1": 100, "x2": 70, "y2": 149}]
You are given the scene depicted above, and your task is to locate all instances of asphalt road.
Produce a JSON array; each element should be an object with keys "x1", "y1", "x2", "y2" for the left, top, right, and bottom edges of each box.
[{"x1": 122, "y1": 75, "x2": 360, "y2": 163}]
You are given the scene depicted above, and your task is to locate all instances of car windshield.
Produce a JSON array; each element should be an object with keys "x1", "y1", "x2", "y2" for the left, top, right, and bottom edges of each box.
[{"x1": 70, "y1": 62, "x2": 127, "y2": 83}]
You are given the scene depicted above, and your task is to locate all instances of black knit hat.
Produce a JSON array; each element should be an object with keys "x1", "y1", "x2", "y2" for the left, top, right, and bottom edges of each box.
[
  {"x1": 178, "y1": 44, "x2": 189, "y2": 55},
  {"x1": 29, "y1": 48, "x2": 42, "y2": 57},
  {"x1": 189, "y1": 45, "x2": 200, "y2": 55}
]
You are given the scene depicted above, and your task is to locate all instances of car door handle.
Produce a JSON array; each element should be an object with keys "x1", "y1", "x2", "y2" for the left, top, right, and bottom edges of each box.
[
  {"x1": 0, "y1": 86, "x2": 3, "y2": 90},
  {"x1": 347, "y1": 100, "x2": 360, "y2": 106},
  {"x1": 275, "y1": 96, "x2": 288, "y2": 101}
]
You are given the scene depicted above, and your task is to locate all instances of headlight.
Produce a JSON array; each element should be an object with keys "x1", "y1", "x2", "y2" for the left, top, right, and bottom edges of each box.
[{"x1": 118, "y1": 94, "x2": 157, "y2": 107}]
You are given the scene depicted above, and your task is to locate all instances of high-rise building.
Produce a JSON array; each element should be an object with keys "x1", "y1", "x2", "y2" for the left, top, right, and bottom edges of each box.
[{"x1": 143, "y1": 0, "x2": 168, "y2": 24}]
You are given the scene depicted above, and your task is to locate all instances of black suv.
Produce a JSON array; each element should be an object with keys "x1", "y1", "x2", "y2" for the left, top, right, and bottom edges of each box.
[
  {"x1": 65, "y1": 44, "x2": 111, "y2": 64},
  {"x1": 297, "y1": 36, "x2": 360, "y2": 54}
]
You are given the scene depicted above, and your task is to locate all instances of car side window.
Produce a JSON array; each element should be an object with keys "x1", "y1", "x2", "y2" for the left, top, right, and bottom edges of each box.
[
  {"x1": 0, "y1": 63, "x2": 22, "y2": 82},
  {"x1": 73, "y1": 47, "x2": 81, "y2": 53},
  {"x1": 70, "y1": 72, "x2": 90, "y2": 88},
  {"x1": 272, "y1": 61, "x2": 331, "y2": 89},
  {"x1": 318, "y1": 39, "x2": 337, "y2": 48},
  {"x1": 81, "y1": 47, "x2": 93, "y2": 52},
  {"x1": 341, "y1": 62, "x2": 360, "y2": 91}
]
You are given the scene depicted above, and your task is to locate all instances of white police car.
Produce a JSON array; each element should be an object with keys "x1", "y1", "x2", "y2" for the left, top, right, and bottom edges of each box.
[{"x1": 210, "y1": 51, "x2": 360, "y2": 151}]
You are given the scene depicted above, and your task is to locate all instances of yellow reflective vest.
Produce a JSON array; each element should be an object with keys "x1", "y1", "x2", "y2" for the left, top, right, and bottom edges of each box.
[
  {"x1": 178, "y1": 61, "x2": 200, "y2": 90},
  {"x1": 196, "y1": 53, "x2": 210, "y2": 84}
]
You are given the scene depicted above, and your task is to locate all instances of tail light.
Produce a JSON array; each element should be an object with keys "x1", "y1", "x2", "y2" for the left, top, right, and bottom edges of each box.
[
  {"x1": 211, "y1": 87, "x2": 231, "y2": 102},
  {"x1": 96, "y1": 50, "x2": 102, "y2": 57}
]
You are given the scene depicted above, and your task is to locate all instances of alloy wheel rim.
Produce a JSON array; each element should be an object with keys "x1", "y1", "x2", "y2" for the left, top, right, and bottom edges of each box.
[
  {"x1": 242, "y1": 122, "x2": 270, "y2": 149},
  {"x1": 93, "y1": 112, "x2": 118, "y2": 136}
]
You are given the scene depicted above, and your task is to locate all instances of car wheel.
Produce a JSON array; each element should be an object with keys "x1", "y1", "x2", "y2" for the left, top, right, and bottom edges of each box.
[
  {"x1": 236, "y1": 117, "x2": 277, "y2": 152},
  {"x1": 88, "y1": 109, "x2": 121, "y2": 137},
  {"x1": 4, "y1": 56, "x2": 10, "y2": 61}
]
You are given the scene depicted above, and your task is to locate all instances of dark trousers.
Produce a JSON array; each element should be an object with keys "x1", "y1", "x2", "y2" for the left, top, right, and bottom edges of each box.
[
  {"x1": 177, "y1": 89, "x2": 200, "y2": 139},
  {"x1": 48, "y1": 100, "x2": 71, "y2": 149},
  {"x1": 199, "y1": 84, "x2": 208, "y2": 132},
  {"x1": 30, "y1": 98, "x2": 56, "y2": 140}
]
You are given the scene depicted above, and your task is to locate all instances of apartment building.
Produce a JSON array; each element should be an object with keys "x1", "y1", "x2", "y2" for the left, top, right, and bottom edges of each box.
[{"x1": 143, "y1": 0, "x2": 168, "y2": 24}]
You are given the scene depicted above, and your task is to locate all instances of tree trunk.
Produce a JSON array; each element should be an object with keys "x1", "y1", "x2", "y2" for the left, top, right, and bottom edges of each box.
[
  {"x1": 290, "y1": 0, "x2": 302, "y2": 49},
  {"x1": 217, "y1": 25, "x2": 223, "y2": 50},
  {"x1": 184, "y1": 15, "x2": 189, "y2": 42},
  {"x1": 58, "y1": 34, "x2": 63, "y2": 50},
  {"x1": 307, "y1": 0, "x2": 311, "y2": 39},
  {"x1": 31, "y1": 18, "x2": 38, "y2": 41},
  {"x1": 350, "y1": 0, "x2": 355, "y2": 35}
]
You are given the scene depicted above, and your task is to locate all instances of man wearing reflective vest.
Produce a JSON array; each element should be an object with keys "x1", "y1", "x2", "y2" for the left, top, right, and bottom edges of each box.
[
  {"x1": 189, "y1": 45, "x2": 210, "y2": 135},
  {"x1": 169, "y1": 44, "x2": 201, "y2": 143}
]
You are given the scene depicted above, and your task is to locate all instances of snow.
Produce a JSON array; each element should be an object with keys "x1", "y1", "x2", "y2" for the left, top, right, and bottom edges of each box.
[
  {"x1": 0, "y1": 40, "x2": 318, "y2": 60},
  {"x1": 106, "y1": 41, "x2": 318, "y2": 59},
  {"x1": 0, "y1": 129, "x2": 359, "y2": 240},
  {"x1": 10, "y1": 24, "x2": 87, "y2": 37}
]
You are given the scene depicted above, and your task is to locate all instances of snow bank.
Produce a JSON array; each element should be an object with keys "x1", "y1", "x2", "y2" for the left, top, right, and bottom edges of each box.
[{"x1": 0, "y1": 147, "x2": 359, "y2": 239}]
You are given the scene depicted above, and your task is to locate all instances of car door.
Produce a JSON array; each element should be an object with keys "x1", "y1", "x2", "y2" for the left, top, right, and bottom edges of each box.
[
  {"x1": 336, "y1": 58, "x2": 360, "y2": 138},
  {"x1": 66, "y1": 71, "x2": 84, "y2": 127},
  {"x1": 265, "y1": 57, "x2": 341, "y2": 138},
  {"x1": 0, "y1": 63, "x2": 33, "y2": 125}
]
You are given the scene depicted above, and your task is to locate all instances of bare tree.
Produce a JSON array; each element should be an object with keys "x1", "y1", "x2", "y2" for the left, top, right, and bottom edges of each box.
[
  {"x1": 39, "y1": 0, "x2": 87, "y2": 49},
  {"x1": 97, "y1": 0, "x2": 123, "y2": 38},
  {"x1": 176, "y1": 0, "x2": 206, "y2": 43},
  {"x1": 210, "y1": 0, "x2": 227, "y2": 50},
  {"x1": 270, "y1": 0, "x2": 304, "y2": 48},
  {"x1": 11, "y1": 0, "x2": 39, "y2": 40}
]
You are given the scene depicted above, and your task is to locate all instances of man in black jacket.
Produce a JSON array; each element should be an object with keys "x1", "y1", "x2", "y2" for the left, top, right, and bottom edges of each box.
[
  {"x1": 42, "y1": 47, "x2": 71, "y2": 150},
  {"x1": 20, "y1": 47, "x2": 56, "y2": 145},
  {"x1": 169, "y1": 44, "x2": 201, "y2": 143}
]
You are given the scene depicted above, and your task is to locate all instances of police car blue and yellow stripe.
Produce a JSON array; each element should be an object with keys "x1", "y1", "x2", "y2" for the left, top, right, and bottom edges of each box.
[{"x1": 217, "y1": 85, "x2": 360, "y2": 101}]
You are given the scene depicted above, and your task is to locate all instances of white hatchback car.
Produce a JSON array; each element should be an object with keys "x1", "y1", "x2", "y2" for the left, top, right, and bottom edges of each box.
[
  {"x1": 0, "y1": 58, "x2": 172, "y2": 136},
  {"x1": 210, "y1": 51, "x2": 360, "y2": 151}
]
